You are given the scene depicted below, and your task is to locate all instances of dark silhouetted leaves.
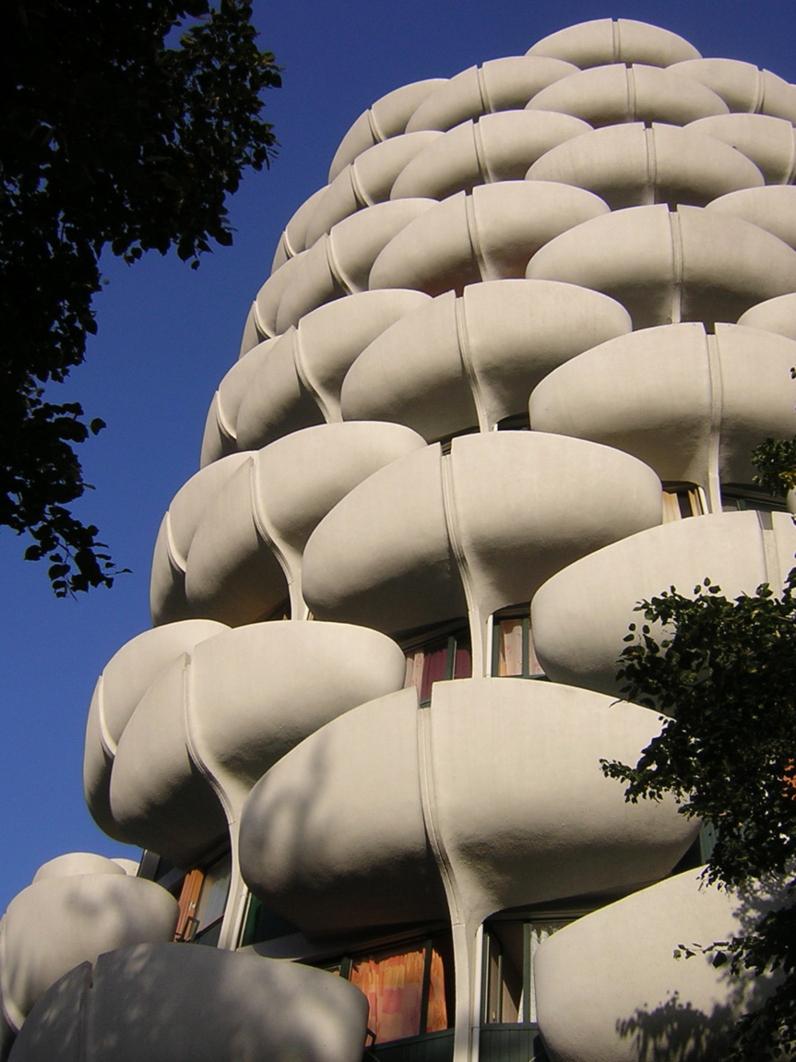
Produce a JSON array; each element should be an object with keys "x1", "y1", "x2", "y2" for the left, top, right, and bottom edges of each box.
[
  {"x1": 602, "y1": 571, "x2": 796, "y2": 1060},
  {"x1": 1, "y1": 0, "x2": 280, "y2": 594}
]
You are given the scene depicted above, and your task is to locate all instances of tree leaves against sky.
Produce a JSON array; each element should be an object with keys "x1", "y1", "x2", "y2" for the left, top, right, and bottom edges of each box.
[{"x1": 0, "y1": 0, "x2": 280, "y2": 594}]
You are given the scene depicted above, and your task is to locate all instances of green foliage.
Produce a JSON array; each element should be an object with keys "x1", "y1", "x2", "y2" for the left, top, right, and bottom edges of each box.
[
  {"x1": 602, "y1": 573, "x2": 796, "y2": 1060},
  {"x1": 751, "y1": 436, "x2": 796, "y2": 497},
  {"x1": 0, "y1": 0, "x2": 280, "y2": 595}
]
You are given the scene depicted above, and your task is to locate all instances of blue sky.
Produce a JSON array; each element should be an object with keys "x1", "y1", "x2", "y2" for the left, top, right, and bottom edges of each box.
[{"x1": 2, "y1": 0, "x2": 795, "y2": 914}]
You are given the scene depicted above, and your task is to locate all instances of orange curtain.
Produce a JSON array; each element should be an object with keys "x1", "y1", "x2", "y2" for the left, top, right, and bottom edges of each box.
[
  {"x1": 425, "y1": 947, "x2": 448, "y2": 1032},
  {"x1": 350, "y1": 947, "x2": 426, "y2": 1043}
]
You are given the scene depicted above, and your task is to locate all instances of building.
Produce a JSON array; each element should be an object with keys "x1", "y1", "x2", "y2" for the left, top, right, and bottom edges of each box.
[{"x1": 3, "y1": 15, "x2": 796, "y2": 1062}]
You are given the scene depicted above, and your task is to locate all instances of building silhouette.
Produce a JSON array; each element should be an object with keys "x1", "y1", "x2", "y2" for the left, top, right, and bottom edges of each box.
[{"x1": 4, "y1": 16, "x2": 796, "y2": 1062}]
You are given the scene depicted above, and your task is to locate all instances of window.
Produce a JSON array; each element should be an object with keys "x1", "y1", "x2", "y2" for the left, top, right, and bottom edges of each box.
[
  {"x1": 482, "y1": 919, "x2": 570, "y2": 1027},
  {"x1": 721, "y1": 485, "x2": 786, "y2": 514},
  {"x1": 404, "y1": 626, "x2": 472, "y2": 705},
  {"x1": 492, "y1": 612, "x2": 545, "y2": 679},
  {"x1": 239, "y1": 894, "x2": 299, "y2": 946},
  {"x1": 661, "y1": 484, "x2": 706, "y2": 522},
  {"x1": 331, "y1": 935, "x2": 454, "y2": 1045},
  {"x1": 173, "y1": 851, "x2": 232, "y2": 945}
]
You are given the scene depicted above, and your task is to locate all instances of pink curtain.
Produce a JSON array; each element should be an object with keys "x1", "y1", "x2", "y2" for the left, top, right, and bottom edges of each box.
[{"x1": 350, "y1": 947, "x2": 426, "y2": 1043}]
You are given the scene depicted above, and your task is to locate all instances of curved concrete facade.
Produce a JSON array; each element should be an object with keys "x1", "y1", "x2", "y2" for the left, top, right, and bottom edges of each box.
[{"x1": 4, "y1": 15, "x2": 792, "y2": 1062}]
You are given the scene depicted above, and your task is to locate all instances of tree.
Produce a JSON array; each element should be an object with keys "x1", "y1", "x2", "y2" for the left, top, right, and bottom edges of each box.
[
  {"x1": 602, "y1": 572, "x2": 796, "y2": 1060},
  {"x1": 1, "y1": 0, "x2": 280, "y2": 595}
]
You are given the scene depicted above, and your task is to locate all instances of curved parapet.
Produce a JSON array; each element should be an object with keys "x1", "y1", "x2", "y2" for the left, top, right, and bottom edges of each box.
[
  {"x1": 329, "y1": 78, "x2": 447, "y2": 180},
  {"x1": 0, "y1": 858, "x2": 177, "y2": 1044},
  {"x1": 738, "y1": 291, "x2": 796, "y2": 339},
  {"x1": 529, "y1": 322, "x2": 796, "y2": 507},
  {"x1": 370, "y1": 182, "x2": 608, "y2": 296},
  {"x1": 535, "y1": 870, "x2": 776, "y2": 1062},
  {"x1": 526, "y1": 18, "x2": 701, "y2": 69},
  {"x1": 673, "y1": 57, "x2": 796, "y2": 123},
  {"x1": 241, "y1": 687, "x2": 446, "y2": 934},
  {"x1": 90, "y1": 620, "x2": 405, "y2": 866},
  {"x1": 10, "y1": 943, "x2": 369, "y2": 1062},
  {"x1": 255, "y1": 198, "x2": 435, "y2": 337},
  {"x1": 342, "y1": 280, "x2": 631, "y2": 437},
  {"x1": 270, "y1": 187, "x2": 328, "y2": 273},
  {"x1": 83, "y1": 620, "x2": 228, "y2": 839},
  {"x1": 303, "y1": 432, "x2": 661, "y2": 662},
  {"x1": 150, "y1": 454, "x2": 253, "y2": 624},
  {"x1": 706, "y1": 184, "x2": 796, "y2": 248},
  {"x1": 532, "y1": 510, "x2": 796, "y2": 697},
  {"x1": 392, "y1": 110, "x2": 591, "y2": 201},
  {"x1": 526, "y1": 122, "x2": 764, "y2": 210},
  {"x1": 199, "y1": 339, "x2": 280, "y2": 466},
  {"x1": 156, "y1": 422, "x2": 427, "y2": 626},
  {"x1": 687, "y1": 113, "x2": 796, "y2": 184},
  {"x1": 526, "y1": 65, "x2": 728, "y2": 128},
  {"x1": 233, "y1": 290, "x2": 431, "y2": 452},
  {"x1": 405, "y1": 56, "x2": 577, "y2": 133},
  {"x1": 305, "y1": 132, "x2": 442, "y2": 245},
  {"x1": 527, "y1": 203, "x2": 796, "y2": 328},
  {"x1": 240, "y1": 679, "x2": 695, "y2": 937}
]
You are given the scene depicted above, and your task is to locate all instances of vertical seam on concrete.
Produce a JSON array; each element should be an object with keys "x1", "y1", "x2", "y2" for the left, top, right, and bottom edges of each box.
[
  {"x1": 626, "y1": 65, "x2": 637, "y2": 121},
  {"x1": 476, "y1": 65, "x2": 492, "y2": 116},
  {"x1": 325, "y1": 231, "x2": 356, "y2": 295},
  {"x1": 96, "y1": 675, "x2": 118, "y2": 760},
  {"x1": 441, "y1": 449, "x2": 487, "y2": 673},
  {"x1": 251, "y1": 296, "x2": 274, "y2": 340},
  {"x1": 705, "y1": 332, "x2": 724, "y2": 514},
  {"x1": 367, "y1": 107, "x2": 386, "y2": 145},
  {"x1": 786, "y1": 128, "x2": 796, "y2": 185},
  {"x1": 415, "y1": 702, "x2": 477, "y2": 1062},
  {"x1": 214, "y1": 390, "x2": 238, "y2": 444},
  {"x1": 644, "y1": 125, "x2": 658, "y2": 204},
  {"x1": 472, "y1": 119, "x2": 491, "y2": 185},
  {"x1": 164, "y1": 510, "x2": 187, "y2": 576},
  {"x1": 455, "y1": 295, "x2": 490, "y2": 432},
  {"x1": 248, "y1": 454, "x2": 295, "y2": 605},
  {"x1": 349, "y1": 160, "x2": 374, "y2": 209},
  {"x1": 293, "y1": 325, "x2": 333, "y2": 422},
  {"x1": 612, "y1": 18, "x2": 622, "y2": 64},
  {"x1": 0, "y1": 922, "x2": 25, "y2": 1033},
  {"x1": 669, "y1": 209, "x2": 684, "y2": 324},
  {"x1": 465, "y1": 194, "x2": 489, "y2": 281},
  {"x1": 753, "y1": 67, "x2": 766, "y2": 115},
  {"x1": 416, "y1": 707, "x2": 459, "y2": 920}
]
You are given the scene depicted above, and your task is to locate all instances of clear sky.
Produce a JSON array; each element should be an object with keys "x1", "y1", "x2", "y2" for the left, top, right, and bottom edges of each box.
[{"x1": 2, "y1": 0, "x2": 795, "y2": 915}]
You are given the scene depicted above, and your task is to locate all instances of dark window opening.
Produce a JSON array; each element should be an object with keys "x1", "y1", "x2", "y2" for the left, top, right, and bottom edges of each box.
[
  {"x1": 404, "y1": 626, "x2": 472, "y2": 705},
  {"x1": 721, "y1": 484, "x2": 786, "y2": 514},
  {"x1": 662, "y1": 483, "x2": 705, "y2": 522},
  {"x1": 482, "y1": 919, "x2": 569, "y2": 1027}
]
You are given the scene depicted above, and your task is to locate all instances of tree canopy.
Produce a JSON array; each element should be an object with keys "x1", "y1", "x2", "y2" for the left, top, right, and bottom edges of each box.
[
  {"x1": 602, "y1": 572, "x2": 796, "y2": 1060},
  {"x1": 1, "y1": 0, "x2": 280, "y2": 594}
]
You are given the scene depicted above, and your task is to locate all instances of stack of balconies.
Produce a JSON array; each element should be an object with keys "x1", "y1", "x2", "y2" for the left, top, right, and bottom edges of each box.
[{"x1": 4, "y1": 16, "x2": 796, "y2": 1062}]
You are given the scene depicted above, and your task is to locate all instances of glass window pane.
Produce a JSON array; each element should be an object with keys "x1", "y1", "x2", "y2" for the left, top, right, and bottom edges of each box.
[
  {"x1": 420, "y1": 644, "x2": 449, "y2": 703},
  {"x1": 498, "y1": 619, "x2": 524, "y2": 677},
  {"x1": 483, "y1": 923, "x2": 523, "y2": 1023},
  {"x1": 194, "y1": 852, "x2": 231, "y2": 932},
  {"x1": 453, "y1": 641, "x2": 472, "y2": 680}
]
